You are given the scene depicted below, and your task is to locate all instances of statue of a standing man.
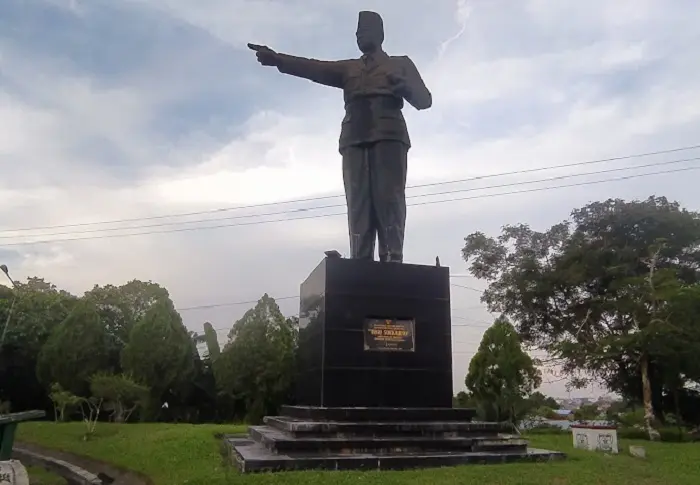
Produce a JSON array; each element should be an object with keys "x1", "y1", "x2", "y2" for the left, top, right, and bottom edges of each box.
[{"x1": 249, "y1": 11, "x2": 432, "y2": 263}]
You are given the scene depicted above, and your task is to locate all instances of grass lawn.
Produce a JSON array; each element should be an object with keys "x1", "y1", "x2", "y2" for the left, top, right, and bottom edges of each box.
[
  {"x1": 26, "y1": 466, "x2": 67, "y2": 485},
  {"x1": 16, "y1": 422, "x2": 700, "y2": 485}
]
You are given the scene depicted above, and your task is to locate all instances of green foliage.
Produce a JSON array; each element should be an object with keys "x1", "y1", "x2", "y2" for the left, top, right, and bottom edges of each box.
[
  {"x1": 36, "y1": 300, "x2": 110, "y2": 396},
  {"x1": 530, "y1": 391, "x2": 560, "y2": 409},
  {"x1": 605, "y1": 400, "x2": 631, "y2": 421},
  {"x1": 461, "y1": 196, "x2": 700, "y2": 420},
  {"x1": 121, "y1": 300, "x2": 195, "y2": 415},
  {"x1": 533, "y1": 406, "x2": 559, "y2": 419},
  {"x1": 84, "y1": 280, "x2": 173, "y2": 346},
  {"x1": 617, "y1": 408, "x2": 646, "y2": 428},
  {"x1": 89, "y1": 372, "x2": 148, "y2": 423},
  {"x1": 215, "y1": 294, "x2": 297, "y2": 423},
  {"x1": 465, "y1": 316, "x2": 541, "y2": 423},
  {"x1": 202, "y1": 322, "x2": 220, "y2": 361},
  {"x1": 78, "y1": 396, "x2": 103, "y2": 441},
  {"x1": 0, "y1": 277, "x2": 76, "y2": 411},
  {"x1": 48, "y1": 383, "x2": 82, "y2": 422},
  {"x1": 84, "y1": 280, "x2": 174, "y2": 373},
  {"x1": 524, "y1": 424, "x2": 570, "y2": 435},
  {"x1": 453, "y1": 390, "x2": 478, "y2": 409},
  {"x1": 47, "y1": 382, "x2": 105, "y2": 440},
  {"x1": 573, "y1": 403, "x2": 601, "y2": 421},
  {"x1": 618, "y1": 426, "x2": 692, "y2": 442}
]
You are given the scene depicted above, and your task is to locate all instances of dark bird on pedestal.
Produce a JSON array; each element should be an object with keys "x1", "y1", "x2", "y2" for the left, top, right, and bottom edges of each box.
[{"x1": 435, "y1": 256, "x2": 440, "y2": 267}]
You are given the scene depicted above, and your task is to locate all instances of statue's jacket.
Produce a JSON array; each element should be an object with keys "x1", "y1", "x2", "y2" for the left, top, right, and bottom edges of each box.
[{"x1": 275, "y1": 51, "x2": 432, "y2": 151}]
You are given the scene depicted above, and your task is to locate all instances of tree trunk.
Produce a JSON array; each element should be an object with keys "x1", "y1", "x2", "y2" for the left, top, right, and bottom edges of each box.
[
  {"x1": 640, "y1": 353, "x2": 660, "y2": 441},
  {"x1": 114, "y1": 402, "x2": 125, "y2": 423},
  {"x1": 674, "y1": 386, "x2": 684, "y2": 439}
]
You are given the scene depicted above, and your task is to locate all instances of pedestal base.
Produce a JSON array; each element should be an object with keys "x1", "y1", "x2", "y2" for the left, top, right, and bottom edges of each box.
[
  {"x1": 226, "y1": 406, "x2": 565, "y2": 473},
  {"x1": 297, "y1": 257, "x2": 453, "y2": 408}
]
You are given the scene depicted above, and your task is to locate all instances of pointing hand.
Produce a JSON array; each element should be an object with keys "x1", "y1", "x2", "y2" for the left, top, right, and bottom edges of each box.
[{"x1": 248, "y1": 43, "x2": 279, "y2": 67}]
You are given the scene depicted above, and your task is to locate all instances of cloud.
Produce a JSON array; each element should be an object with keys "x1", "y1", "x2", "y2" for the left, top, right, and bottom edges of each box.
[{"x1": 1, "y1": 0, "x2": 699, "y2": 397}]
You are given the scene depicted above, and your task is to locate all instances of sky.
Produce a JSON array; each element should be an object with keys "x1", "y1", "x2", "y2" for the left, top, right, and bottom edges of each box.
[{"x1": 1, "y1": 0, "x2": 699, "y2": 398}]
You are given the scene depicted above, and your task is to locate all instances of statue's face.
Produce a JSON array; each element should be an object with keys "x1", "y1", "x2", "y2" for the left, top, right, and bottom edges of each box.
[{"x1": 356, "y1": 26, "x2": 381, "y2": 53}]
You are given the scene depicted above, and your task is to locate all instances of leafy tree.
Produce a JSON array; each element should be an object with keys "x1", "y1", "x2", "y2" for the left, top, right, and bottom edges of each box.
[
  {"x1": 453, "y1": 391, "x2": 478, "y2": 409},
  {"x1": 215, "y1": 295, "x2": 298, "y2": 423},
  {"x1": 84, "y1": 280, "x2": 174, "y2": 369},
  {"x1": 462, "y1": 196, "x2": 700, "y2": 438},
  {"x1": 573, "y1": 403, "x2": 601, "y2": 421},
  {"x1": 121, "y1": 300, "x2": 195, "y2": 417},
  {"x1": 534, "y1": 406, "x2": 559, "y2": 419},
  {"x1": 47, "y1": 381, "x2": 102, "y2": 439},
  {"x1": 605, "y1": 399, "x2": 632, "y2": 421},
  {"x1": 465, "y1": 316, "x2": 541, "y2": 423},
  {"x1": 202, "y1": 322, "x2": 220, "y2": 361},
  {"x1": 525, "y1": 391, "x2": 560, "y2": 411},
  {"x1": 89, "y1": 372, "x2": 148, "y2": 423},
  {"x1": 48, "y1": 383, "x2": 83, "y2": 422},
  {"x1": 36, "y1": 299, "x2": 110, "y2": 396},
  {"x1": 0, "y1": 278, "x2": 76, "y2": 411}
]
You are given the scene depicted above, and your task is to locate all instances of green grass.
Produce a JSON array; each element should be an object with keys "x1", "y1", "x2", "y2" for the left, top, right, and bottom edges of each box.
[
  {"x1": 25, "y1": 466, "x2": 67, "y2": 485},
  {"x1": 16, "y1": 422, "x2": 700, "y2": 485}
]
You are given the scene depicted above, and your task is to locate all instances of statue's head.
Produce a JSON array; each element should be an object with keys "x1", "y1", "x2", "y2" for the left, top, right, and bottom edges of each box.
[{"x1": 356, "y1": 11, "x2": 384, "y2": 54}]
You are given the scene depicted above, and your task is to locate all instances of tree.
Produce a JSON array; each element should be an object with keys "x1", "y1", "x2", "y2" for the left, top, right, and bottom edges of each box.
[
  {"x1": 574, "y1": 403, "x2": 601, "y2": 421},
  {"x1": 48, "y1": 383, "x2": 83, "y2": 422},
  {"x1": 84, "y1": 280, "x2": 174, "y2": 369},
  {"x1": 36, "y1": 299, "x2": 110, "y2": 396},
  {"x1": 0, "y1": 277, "x2": 76, "y2": 411},
  {"x1": 605, "y1": 399, "x2": 632, "y2": 422},
  {"x1": 215, "y1": 295, "x2": 298, "y2": 423},
  {"x1": 453, "y1": 391, "x2": 478, "y2": 409},
  {"x1": 534, "y1": 406, "x2": 559, "y2": 420},
  {"x1": 89, "y1": 372, "x2": 149, "y2": 423},
  {"x1": 525, "y1": 391, "x2": 561, "y2": 411},
  {"x1": 121, "y1": 300, "x2": 195, "y2": 418},
  {"x1": 462, "y1": 196, "x2": 700, "y2": 438},
  {"x1": 465, "y1": 316, "x2": 541, "y2": 423},
  {"x1": 202, "y1": 322, "x2": 220, "y2": 361}
]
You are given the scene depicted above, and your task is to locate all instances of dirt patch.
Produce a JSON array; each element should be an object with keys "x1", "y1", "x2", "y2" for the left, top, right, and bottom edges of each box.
[{"x1": 15, "y1": 442, "x2": 152, "y2": 485}]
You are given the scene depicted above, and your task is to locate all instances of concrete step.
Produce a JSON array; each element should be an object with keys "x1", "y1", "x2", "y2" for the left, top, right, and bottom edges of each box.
[
  {"x1": 264, "y1": 415, "x2": 514, "y2": 438},
  {"x1": 248, "y1": 426, "x2": 528, "y2": 454},
  {"x1": 227, "y1": 436, "x2": 565, "y2": 473},
  {"x1": 280, "y1": 405, "x2": 476, "y2": 422}
]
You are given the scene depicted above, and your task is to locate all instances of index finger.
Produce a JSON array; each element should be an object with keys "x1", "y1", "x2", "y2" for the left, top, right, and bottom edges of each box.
[{"x1": 247, "y1": 43, "x2": 266, "y2": 51}]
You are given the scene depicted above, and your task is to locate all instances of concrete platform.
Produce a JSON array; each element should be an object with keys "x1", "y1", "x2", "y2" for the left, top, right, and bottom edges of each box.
[
  {"x1": 226, "y1": 406, "x2": 565, "y2": 473},
  {"x1": 228, "y1": 436, "x2": 565, "y2": 473}
]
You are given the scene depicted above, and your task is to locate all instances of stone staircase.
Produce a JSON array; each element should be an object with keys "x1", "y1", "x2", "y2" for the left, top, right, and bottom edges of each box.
[{"x1": 226, "y1": 406, "x2": 565, "y2": 472}]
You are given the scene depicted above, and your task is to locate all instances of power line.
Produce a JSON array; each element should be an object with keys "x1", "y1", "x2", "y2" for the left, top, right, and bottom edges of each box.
[
  {"x1": 177, "y1": 295, "x2": 298, "y2": 312},
  {"x1": 1, "y1": 165, "x2": 696, "y2": 247},
  {"x1": 3, "y1": 155, "x2": 698, "y2": 239},
  {"x1": 4, "y1": 144, "x2": 699, "y2": 234},
  {"x1": 210, "y1": 319, "x2": 493, "y2": 334},
  {"x1": 179, "y1": 283, "x2": 488, "y2": 313},
  {"x1": 451, "y1": 283, "x2": 484, "y2": 293}
]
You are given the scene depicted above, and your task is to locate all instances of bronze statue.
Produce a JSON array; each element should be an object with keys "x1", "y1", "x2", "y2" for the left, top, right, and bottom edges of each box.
[{"x1": 249, "y1": 11, "x2": 431, "y2": 263}]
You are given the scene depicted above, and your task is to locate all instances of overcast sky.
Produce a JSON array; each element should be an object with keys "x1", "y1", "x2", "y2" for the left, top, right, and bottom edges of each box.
[{"x1": 1, "y1": 0, "x2": 699, "y2": 398}]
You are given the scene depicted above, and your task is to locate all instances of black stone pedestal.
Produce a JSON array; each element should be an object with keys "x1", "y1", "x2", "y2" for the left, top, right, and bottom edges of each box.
[
  {"x1": 295, "y1": 256, "x2": 453, "y2": 408},
  {"x1": 227, "y1": 257, "x2": 565, "y2": 472}
]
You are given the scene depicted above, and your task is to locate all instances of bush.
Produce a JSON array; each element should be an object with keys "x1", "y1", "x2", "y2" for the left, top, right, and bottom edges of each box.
[
  {"x1": 524, "y1": 423, "x2": 569, "y2": 435},
  {"x1": 618, "y1": 426, "x2": 691, "y2": 442}
]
